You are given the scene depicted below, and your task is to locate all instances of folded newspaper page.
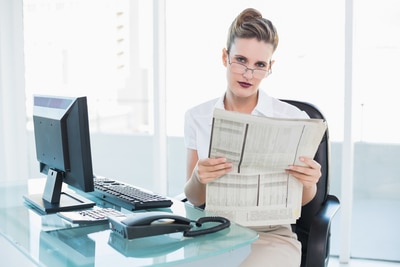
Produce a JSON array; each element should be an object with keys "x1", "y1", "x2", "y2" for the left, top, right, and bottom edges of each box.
[{"x1": 206, "y1": 108, "x2": 327, "y2": 227}]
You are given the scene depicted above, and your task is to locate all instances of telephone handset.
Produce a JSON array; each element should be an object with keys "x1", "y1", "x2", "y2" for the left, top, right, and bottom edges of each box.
[{"x1": 108, "y1": 211, "x2": 230, "y2": 239}]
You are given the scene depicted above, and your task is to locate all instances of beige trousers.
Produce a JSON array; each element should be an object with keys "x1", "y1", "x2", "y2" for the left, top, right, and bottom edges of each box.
[{"x1": 239, "y1": 224, "x2": 301, "y2": 267}]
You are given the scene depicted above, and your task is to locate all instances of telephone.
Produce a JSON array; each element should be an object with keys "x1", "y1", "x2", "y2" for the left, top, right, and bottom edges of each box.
[{"x1": 108, "y1": 211, "x2": 230, "y2": 239}]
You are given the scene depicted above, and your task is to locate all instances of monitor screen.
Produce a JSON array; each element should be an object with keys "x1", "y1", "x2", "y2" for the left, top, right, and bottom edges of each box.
[{"x1": 24, "y1": 95, "x2": 96, "y2": 213}]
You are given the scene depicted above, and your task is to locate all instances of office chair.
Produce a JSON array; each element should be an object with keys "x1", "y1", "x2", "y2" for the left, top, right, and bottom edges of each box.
[{"x1": 178, "y1": 99, "x2": 340, "y2": 267}]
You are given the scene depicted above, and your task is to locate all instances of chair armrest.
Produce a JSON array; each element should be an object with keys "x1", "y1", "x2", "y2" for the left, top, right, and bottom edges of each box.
[
  {"x1": 305, "y1": 195, "x2": 340, "y2": 267},
  {"x1": 174, "y1": 192, "x2": 188, "y2": 202},
  {"x1": 173, "y1": 192, "x2": 206, "y2": 209}
]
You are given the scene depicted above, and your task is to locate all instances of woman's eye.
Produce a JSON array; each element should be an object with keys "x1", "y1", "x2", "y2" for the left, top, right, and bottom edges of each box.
[
  {"x1": 235, "y1": 57, "x2": 246, "y2": 63},
  {"x1": 256, "y1": 63, "x2": 266, "y2": 68}
]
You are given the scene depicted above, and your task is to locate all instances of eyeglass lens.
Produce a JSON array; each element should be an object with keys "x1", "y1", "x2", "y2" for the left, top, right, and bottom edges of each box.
[{"x1": 229, "y1": 62, "x2": 270, "y2": 79}]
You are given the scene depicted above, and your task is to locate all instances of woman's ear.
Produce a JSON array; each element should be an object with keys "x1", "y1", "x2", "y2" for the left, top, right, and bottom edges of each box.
[
  {"x1": 222, "y1": 48, "x2": 228, "y2": 67},
  {"x1": 270, "y1": 59, "x2": 275, "y2": 67},
  {"x1": 268, "y1": 59, "x2": 275, "y2": 74}
]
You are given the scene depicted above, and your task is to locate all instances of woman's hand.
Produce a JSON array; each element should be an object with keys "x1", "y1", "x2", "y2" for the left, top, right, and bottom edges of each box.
[
  {"x1": 195, "y1": 157, "x2": 233, "y2": 184},
  {"x1": 184, "y1": 155, "x2": 232, "y2": 206},
  {"x1": 286, "y1": 157, "x2": 321, "y2": 205}
]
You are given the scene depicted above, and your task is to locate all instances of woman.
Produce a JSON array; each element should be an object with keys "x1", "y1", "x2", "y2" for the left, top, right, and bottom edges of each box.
[{"x1": 184, "y1": 8, "x2": 321, "y2": 267}]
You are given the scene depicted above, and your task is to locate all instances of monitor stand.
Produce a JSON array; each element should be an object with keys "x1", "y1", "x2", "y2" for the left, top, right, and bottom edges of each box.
[{"x1": 23, "y1": 169, "x2": 95, "y2": 214}]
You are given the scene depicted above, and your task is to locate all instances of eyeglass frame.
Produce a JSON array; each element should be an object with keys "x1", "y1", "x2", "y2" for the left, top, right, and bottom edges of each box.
[{"x1": 227, "y1": 56, "x2": 272, "y2": 79}]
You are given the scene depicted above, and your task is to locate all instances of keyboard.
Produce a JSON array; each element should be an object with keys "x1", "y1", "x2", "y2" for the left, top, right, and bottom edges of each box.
[
  {"x1": 91, "y1": 177, "x2": 173, "y2": 211},
  {"x1": 57, "y1": 207, "x2": 126, "y2": 224}
]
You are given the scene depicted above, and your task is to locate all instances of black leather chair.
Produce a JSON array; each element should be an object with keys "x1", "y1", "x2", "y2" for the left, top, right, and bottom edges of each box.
[
  {"x1": 281, "y1": 99, "x2": 340, "y2": 267},
  {"x1": 179, "y1": 99, "x2": 340, "y2": 267}
]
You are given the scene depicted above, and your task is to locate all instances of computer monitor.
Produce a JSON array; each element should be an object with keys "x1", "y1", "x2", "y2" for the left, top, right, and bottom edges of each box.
[{"x1": 24, "y1": 95, "x2": 96, "y2": 213}]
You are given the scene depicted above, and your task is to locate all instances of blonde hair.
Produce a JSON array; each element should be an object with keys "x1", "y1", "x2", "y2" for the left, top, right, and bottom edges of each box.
[{"x1": 226, "y1": 8, "x2": 279, "y2": 53}]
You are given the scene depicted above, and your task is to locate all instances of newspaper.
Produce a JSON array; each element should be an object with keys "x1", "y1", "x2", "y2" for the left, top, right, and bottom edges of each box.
[{"x1": 206, "y1": 108, "x2": 327, "y2": 227}]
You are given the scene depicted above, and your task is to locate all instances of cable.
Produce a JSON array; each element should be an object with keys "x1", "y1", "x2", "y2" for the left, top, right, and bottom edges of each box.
[{"x1": 183, "y1": 216, "x2": 230, "y2": 237}]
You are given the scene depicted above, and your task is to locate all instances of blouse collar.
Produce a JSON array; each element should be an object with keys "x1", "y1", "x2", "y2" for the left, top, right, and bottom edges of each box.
[{"x1": 214, "y1": 89, "x2": 274, "y2": 117}]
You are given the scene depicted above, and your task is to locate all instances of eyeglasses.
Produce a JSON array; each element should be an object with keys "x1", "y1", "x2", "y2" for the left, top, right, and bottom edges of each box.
[{"x1": 228, "y1": 58, "x2": 272, "y2": 79}]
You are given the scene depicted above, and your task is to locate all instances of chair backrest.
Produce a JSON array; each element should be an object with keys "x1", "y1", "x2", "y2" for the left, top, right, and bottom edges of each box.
[{"x1": 280, "y1": 99, "x2": 332, "y2": 266}]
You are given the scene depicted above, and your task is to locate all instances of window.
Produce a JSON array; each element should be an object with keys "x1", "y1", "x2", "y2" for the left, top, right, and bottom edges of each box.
[
  {"x1": 333, "y1": 0, "x2": 400, "y2": 261},
  {"x1": 24, "y1": 0, "x2": 153, "y2": 134}
]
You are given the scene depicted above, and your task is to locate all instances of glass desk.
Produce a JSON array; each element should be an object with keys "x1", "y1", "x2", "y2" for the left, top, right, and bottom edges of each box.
[{"x1": 0, "y1": 179, "x2": 258, "y2": 267}]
